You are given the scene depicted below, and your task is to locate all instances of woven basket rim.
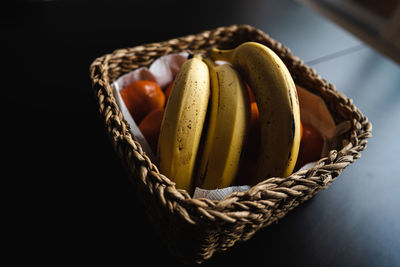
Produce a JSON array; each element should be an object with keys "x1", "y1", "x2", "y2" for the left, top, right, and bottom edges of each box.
[{"x1": 89, "y1": 23, "x2": 372, "y2": 249}]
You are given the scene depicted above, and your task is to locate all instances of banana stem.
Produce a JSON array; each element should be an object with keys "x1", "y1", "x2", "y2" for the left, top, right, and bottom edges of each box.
[
  {"x1": 193, "y1": 54, "x2": 203, "y2": 60},
  {"x1": 210, "y1": 48, "x2": 234, "y2": 62}
]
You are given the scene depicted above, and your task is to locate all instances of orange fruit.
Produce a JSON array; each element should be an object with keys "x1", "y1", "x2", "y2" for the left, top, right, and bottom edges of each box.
[
  {"x1": 300, "y1": 121, "x2": 303, "y2": 141},
  {"x1": 164, "y1": 80, "x2": 174, "y2": 101},
  {"x1": 235, "y1": 102, "x2": 260, "y2": 185},
  {"x1": 120, "y1": 80, "x2": 165, "y2": 124},
  {"x1": 250, "y1": 102, "x2": 259, "y2": 129},
  {"x1": 295, "y1": 122, "x2": 324, "y2": 170},
  {"x1": 246, "y1": 83, "x2": 256, "y2": 103},
  {"x1": 138, "y1": 108, "x2": 165, "y2": 153}
]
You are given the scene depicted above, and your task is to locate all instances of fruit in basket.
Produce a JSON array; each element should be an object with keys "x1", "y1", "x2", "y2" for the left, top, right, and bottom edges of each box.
[
  {"x1": 120, "y1": 80, "x2": 165, "y2": 124},
  {"x1": 195, "y1": 58, "x2": 250, "y2": 190},
  {"x1": 247, "y1": 102, "x2": 261, "y2": 161},
  {"x1": 300, "y1": 121, "x2": 303, "y2": 141},
  {"x1": 295, "y1": 123, "x2": 324, "y2": 170},
  {"x1": 139, "y1": 108, "x2": 165, "y2": 153},
  {"x1": 246, "y1": 83, "x2": 256, "y2": 103},
  {"x1": 211, "y1": 42, "x2": 301, "y2": 182},
  {"x1": 235, "y1": 101, "x2": 260, "y2": 185},
  {"x1": 164, "y1": 80, "x2": 174, "y2": 101},
  {"x1": 157, "y1": 55, "x2": 210, "y2": 192}
]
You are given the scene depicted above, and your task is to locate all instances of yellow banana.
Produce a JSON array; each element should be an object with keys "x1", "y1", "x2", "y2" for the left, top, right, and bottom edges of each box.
[
  {"x1": 157, "y1": 55, "x2": 210, "y2": 192},
  {"x1": 210, "y1": 42, "x2": 301, "y2": 183},
  {"x1": 195, "y1": 58, "x2": 250, "y2": 190}
]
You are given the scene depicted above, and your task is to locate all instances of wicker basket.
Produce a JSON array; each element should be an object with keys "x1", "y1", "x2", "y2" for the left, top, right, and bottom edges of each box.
[{"x1": 89, "y1": 25, "x2": 372, "y2": 264}]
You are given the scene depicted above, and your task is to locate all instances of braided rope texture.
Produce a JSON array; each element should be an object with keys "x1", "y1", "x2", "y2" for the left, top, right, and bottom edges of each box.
[{"x1": 89, "y1": 25, "x2": 372, "y2": 264}]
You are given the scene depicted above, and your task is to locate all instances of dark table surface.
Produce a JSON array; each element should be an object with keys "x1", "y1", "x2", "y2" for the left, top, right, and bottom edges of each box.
[{"x1": 4, "y1": 0, "x2": 400, "y2": 266}]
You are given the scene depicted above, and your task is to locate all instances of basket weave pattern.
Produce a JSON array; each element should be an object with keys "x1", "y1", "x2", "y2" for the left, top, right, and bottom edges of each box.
[{"x1": 90, "y1": 25, "x2": 372, "y2": 264}]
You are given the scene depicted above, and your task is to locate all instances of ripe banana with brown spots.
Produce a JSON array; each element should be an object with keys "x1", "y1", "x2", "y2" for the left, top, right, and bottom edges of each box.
[
  {"x1": 195, "y1": 58, "x2": 250, "y2": 190},
  {"x1": 211, "y1": 42, "x2": 301, "y2": 183},
  {"x1": 157, "y1": 55, "x2": 210, "y2": 192}
]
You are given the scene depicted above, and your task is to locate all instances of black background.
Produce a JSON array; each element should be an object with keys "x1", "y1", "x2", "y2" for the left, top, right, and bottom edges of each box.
[{"x1": 4, "y1": 0, "x2": 400, "y2": 266}]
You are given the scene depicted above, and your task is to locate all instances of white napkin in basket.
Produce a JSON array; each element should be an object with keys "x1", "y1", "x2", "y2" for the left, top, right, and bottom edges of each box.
[{"x1": 193, "y1": 186, "x2": 251, "y2": 200}]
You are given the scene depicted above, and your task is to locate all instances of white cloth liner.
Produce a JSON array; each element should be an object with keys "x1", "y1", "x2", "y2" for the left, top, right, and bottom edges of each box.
[{"x1": 193, "y1": 185, "x2": 251, "y2": 200}]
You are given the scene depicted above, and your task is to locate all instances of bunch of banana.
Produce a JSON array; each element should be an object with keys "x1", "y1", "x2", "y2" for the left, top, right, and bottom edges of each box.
[
  {"x1": 210, "y1": 42, "x2": 301, "y2": 184},
  {"x1": 157, "y1": 54, "x2": 251, "y2": 192},
  {"x1": 157, "y1": 41, "x2": 301, "y2": 192}
]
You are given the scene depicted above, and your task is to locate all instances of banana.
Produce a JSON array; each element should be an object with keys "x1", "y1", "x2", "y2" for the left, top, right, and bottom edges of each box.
[
  {"x1": 195, "y1": 58, "x2": 250, "y2": 190},
  {"x1": 210, "y1": 42, "x2": 301, "y2": 183},
  {"x1": 157, "y1": 55, "x2": 210, "y2": 192}
]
